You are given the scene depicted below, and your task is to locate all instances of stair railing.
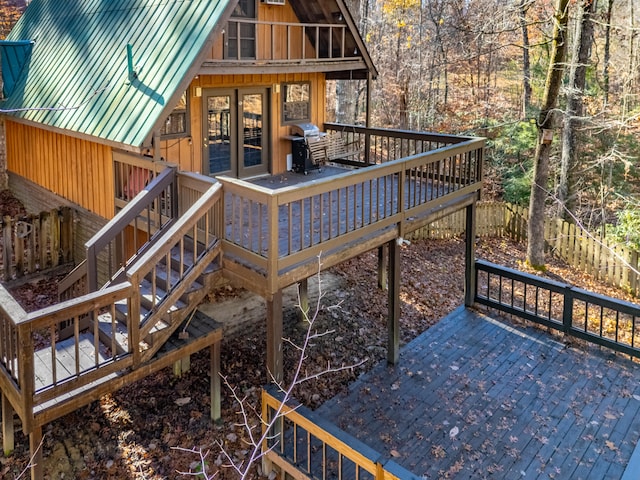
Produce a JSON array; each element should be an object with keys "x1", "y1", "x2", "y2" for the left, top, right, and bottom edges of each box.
[
  {"x1": 127, "y1": 181, "x2": 224, "y2": 364},
  {"x1": 86, "y1": 166, "x2": 179, "y2": 293}
]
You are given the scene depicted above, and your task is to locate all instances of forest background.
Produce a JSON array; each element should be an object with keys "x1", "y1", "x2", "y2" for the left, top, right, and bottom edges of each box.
[
  {"x1": 329, "y1": 0, "x2": 640, "y2": 255},
  {"x1": 2, "y1": 0, "x2": 640, "y2": 250}
]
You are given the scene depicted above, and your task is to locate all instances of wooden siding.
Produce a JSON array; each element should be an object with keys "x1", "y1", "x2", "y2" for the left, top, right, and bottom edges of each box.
[
  {"x1": 209, "y1": 2, "x2": 314, "y2": 61},
  {"x1": 6, "y1": 121, "x2": 115, "y2": 219},
  {"x1": 159, "y1": 73, "x2": 326, "y2": 176}
]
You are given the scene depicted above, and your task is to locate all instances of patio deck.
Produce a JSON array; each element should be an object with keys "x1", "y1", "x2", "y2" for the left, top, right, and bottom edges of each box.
[{"x1": 317, "y1": 306, "x2": 640, "y2": 479}]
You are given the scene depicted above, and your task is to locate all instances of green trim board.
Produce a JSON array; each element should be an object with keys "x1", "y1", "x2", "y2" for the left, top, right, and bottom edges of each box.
[{"x1": 0, "y1": 40, "x2": 34, "y2": 99}]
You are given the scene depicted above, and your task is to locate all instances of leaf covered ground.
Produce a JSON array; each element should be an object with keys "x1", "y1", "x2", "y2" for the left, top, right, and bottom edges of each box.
[{"x1": 2, "y1": 235, "x2": 637, "y2": 479}]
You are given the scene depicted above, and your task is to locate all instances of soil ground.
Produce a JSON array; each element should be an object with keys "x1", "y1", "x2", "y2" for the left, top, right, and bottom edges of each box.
[{"x1": 1, "y1": 196, "x2": 637, "y2": 478}]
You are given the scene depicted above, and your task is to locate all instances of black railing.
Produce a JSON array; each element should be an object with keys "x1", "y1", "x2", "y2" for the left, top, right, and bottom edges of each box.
[{"x1": 475, "y1": 259, "x2": 640, "y2": 358}]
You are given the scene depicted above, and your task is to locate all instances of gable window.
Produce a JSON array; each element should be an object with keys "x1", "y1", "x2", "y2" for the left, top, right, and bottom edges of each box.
[
  {"x1": 161, "y1": 91, "x2": 189, "y2": 138},
  {"x1": 282, "y1": 82, "x2": 311, "y2": 124},
  {"x1": 227, "y1": 0, "x2": 256, "y2": 59}
]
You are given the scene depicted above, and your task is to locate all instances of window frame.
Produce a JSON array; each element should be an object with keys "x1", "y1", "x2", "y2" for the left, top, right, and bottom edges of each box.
[
  {"x1": 281, "y1": 82, "x2": 312, "y2": 125},
  {"x1": 160, "y1": 91, "x2": 190, "y2": 140}
]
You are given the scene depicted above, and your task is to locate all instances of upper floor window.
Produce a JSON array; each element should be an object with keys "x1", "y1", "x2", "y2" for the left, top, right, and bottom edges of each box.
[
  {"x1": 282, "y1": 82, "x2": 311, "y2": 124},
  {"x1": 161, "y1": 91, "x2": 189, "y2": 138},
  {"x1": 227, "y1": 0, "x2": 256, "y2": 60}
]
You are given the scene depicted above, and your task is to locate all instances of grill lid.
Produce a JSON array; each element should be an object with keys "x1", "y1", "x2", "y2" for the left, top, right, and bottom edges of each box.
[{"x1": 291, "y1": 122, "x2": 320, "y2": 137}]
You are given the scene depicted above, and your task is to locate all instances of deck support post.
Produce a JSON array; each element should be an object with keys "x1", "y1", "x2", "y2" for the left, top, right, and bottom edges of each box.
[
  {"x1": 266, "y1": 290, "x2": 284, "y2": 384},
  {"x1": 173, "y1": 356, "x2": 191, "y2": 377},
  {"x1": 210, "y1": 342, "x2": 221, "y2": 422},
  {"x1": 465, "y1": 201, "x2": 477, "y2": 307},
  {"x1": 298, "y1": 278, "x2": 309, "y2": 322},
  {"x1": 364, "y1": 72, "x2": 373, "y2": 164},
  {"x1": 388, "y1": 239, "x2": 400, "y2": 365},
  {"x1": 2, "y1": 393, "x2": 14, "y2": 456},
  {"x1": 377, "y1": 245, "x2": 388, "y2": 290},
  {"x1": 29, "y1": 425, "x2": 43, "y2": 480}
]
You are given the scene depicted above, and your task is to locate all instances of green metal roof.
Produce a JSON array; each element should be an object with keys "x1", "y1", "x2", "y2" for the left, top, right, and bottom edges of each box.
[{"x1": 0, "y1": 0, "x2": 233, "y2": 149}]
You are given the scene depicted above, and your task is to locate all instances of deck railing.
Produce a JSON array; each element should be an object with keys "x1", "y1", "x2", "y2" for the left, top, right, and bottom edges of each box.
[
  {"x1": 324, "y1": 123, "x2": 471, "y2": 166},
  {"x1": 213, "y1": 19, "x2": 357, "y2": 63},
  {"x1": 0, "y1": 281, "x2": 134, "y2": 431},
  {"x1": 262, "y1": 387, "x2": 420, "y2": 480},
  {"x1": 219, "y1": 132, "x2": 483, "y2": 289},
  {"x1": 475, "y1": 259, "x2": 640, "y2": 359},
  {"x1": 127, "y1": 181, "x2": 223, "y2": 363}
]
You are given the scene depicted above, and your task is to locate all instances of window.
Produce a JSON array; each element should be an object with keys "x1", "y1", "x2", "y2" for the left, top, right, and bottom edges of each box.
[
  {"x1": 282, "y1": 82, "x2": 311, "y2": 124},
  {"x1": 161, "y1": 91, "x2": 189, "y2": 138},
  {"x1": 227, "y1": 0, "x2": 256, "y2": 59}
]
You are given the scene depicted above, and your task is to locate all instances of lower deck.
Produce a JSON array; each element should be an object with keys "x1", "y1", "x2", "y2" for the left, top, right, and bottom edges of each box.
[
  {"x1": 317, "y1": 307, "x2": 640, "y2": 479},
  {"x1": 4, "y1": 310, "x2": 222, "y2": 447}
]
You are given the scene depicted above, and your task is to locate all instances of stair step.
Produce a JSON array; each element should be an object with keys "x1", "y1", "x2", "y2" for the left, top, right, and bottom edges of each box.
[
  {"x1": 149, "y1": 263, "x2": 204, "y2": 298},
  {"x1": 97, "y1": 313, "x2": 131, "y2": 354},
  {"x1": 138, "y1": 278, "x2": 188, "y2": 313}
]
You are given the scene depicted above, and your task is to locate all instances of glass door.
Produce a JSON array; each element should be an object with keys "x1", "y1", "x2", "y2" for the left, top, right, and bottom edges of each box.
[
  {"x1": 204, "y1": 88, "x2": 268, "y2": 178},
  {"x1": 205, "y1": 93, "x2": 233, "y2": 176},
  {"x1": 239, "y1": 90, "x2": 267, "y2": 177}
]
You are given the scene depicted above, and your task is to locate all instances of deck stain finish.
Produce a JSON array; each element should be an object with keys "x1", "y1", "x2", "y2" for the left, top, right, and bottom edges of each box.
[{"x1": 317, "y1": 307, "x2": 640, "y2": 479}]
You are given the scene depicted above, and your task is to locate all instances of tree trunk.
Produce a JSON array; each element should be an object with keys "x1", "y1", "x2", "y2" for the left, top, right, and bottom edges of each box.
[
  {"x1": 603, "y1": 0, "x2": 614, "y2": 107},
  {"x1": 519, "y1": 0, "x2": 532, "y2": 115},
  {"x1": 558, "y1": 0, "x2": 594, "y2": 218},
  {"x1": 527, "y1": 0, "x2": 570, "y2": 268}
]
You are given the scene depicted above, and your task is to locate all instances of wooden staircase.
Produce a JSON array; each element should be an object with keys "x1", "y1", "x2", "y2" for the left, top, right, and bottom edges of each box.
[{"x1": 0, "y1": 168, "x2": 226, "y2": 480}]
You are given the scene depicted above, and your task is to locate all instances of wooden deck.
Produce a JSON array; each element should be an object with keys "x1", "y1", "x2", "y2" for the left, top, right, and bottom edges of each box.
[
  {"x1": 219, "y1": 135, "x2": 484, "y2": 296},
  {"x1": 317, "y1": 307, "x2": 640, "y2": 479}
]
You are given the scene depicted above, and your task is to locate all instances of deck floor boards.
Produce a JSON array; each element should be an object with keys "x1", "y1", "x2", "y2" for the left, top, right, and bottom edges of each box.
[{"x1": 317, "y1": 307, "x2": 640, "y2": 479}]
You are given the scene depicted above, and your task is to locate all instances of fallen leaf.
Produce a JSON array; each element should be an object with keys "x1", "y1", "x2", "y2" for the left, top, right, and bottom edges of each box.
[
  {"x1": 390, "y1": 449, "x2": 401, "y2": 458},
  {"x1": 604, "y1": 412, "x2": 617, "y2": 420},
  {"x1": 606, "y1": 440, "x2": 617, "y2": 451},
  {"x1": 174, "y1": 397, "x2": 191, "y2": 406}
]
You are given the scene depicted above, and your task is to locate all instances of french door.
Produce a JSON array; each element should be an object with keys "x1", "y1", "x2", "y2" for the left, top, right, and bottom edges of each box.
[{"x1": 203, "y1": 88, "x2": 268, "y2": 178}]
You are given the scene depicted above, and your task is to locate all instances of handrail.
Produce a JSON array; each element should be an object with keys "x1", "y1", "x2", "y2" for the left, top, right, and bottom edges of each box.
[
  {"x1": 0, "y1": 281, "x2": 135, "y2": 427},
  {"x1": 475, "y1": 259, "x2": 640, "y2": 358},
  {"x1": 86, "y1": 167, "x2": 178, "y2": 292},
  {"x1": 219, "y1": 135, "x2": 484, "y2": 286},
  {"x1": 57, "y1": 259, "x2": 88, "y2": 301},
  {"x1": 212, "y1": 18, "x2": 359, "y2": 63},
  {"x1": 127, "y1": 182, "x2": 223, "y2": 362},
  {"x1": 262, "y1": 387, "x2": 420, "y2": 480}
]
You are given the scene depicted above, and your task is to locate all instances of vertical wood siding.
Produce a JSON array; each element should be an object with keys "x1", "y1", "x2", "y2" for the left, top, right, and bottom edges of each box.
[
  {"x1": 6, "y1": 121, "x2": 114, "y2": 219},
  {"x1": 209, "y1": 2, "x2": 314, "y2": 60},
  {"x1": 160, "y1": 72, "x2": 326, "y2": 176}
]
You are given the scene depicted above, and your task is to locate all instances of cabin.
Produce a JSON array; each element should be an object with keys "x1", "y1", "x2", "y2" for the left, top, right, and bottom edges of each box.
[{"x1": 0, "y1": 0, "x2": 485, "y2": 477}]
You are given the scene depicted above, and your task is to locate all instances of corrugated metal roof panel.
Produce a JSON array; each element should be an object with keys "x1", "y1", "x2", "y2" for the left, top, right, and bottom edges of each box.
[{"x1": 1, "y1": 0, "x2": 232, "y2": 148}]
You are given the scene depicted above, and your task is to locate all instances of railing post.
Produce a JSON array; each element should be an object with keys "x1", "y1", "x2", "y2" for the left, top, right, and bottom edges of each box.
[
  {"x1": 17, "y1": 324, "x2": 34, "y2": 435},
  {"x1": 465, "y1": 202, "x2": 477, "y2": 307},
  {"x1": 128, "y1": 283, "x2": 141, "y2": 367},
  {"x1": 86, "y1": 244, "x2": 98, "y2": 293},
  {"x1": 2, "y1": 393, "x2": 14, "y2": 456},
  {"x1": 562, "y1": 286, "x2": 574, "y2": 333}
]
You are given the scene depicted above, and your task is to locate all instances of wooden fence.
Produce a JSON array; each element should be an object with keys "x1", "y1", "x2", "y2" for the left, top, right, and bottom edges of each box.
[
  {"x1": 1, "y1": 207, "x2": 74, "y2": 282},
  {"x1": 412, "y1": 202, "x2": 640, "y2": 297}
]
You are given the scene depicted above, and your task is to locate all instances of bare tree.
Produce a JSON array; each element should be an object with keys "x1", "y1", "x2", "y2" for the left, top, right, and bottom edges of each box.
[
  {"x1": 177, "y1": 259, "x2": 364, "y2": 479},
  {"x1": 527, "y1": 0, "x2": 570, "y2": 268},
  {"x1": 558, "y1": 0, "x2": 595, "y2": 218}
]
